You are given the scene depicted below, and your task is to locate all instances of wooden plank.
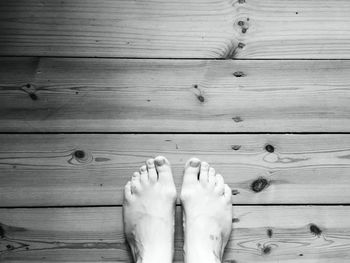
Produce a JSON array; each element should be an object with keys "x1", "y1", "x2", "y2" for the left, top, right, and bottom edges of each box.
[
  {"x1": 0, "y1": 0, "x2": 350, "y2": 58},
  {"x1": 1, "y1": 57, "x2": 350, "y2": 132},
  {"x1": 1, "y1": 206, "x2": 350, "y2": 262},
  {"x1": 0, "y1": 207, "x2": 130, "y2": 263},
  {"x1": 1, "y1": 134, "x2": 350, "y2": 207}
]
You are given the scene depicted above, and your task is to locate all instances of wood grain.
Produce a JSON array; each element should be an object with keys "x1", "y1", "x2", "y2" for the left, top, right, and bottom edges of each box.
[
  {"x1": 1, "y1": 57, "x2": 350, "y2": 132},
  {"x1": 1, "y1": 206, "x2": 350, "y2": 262},
  {"x1": 0, "y1": 0, "x2": 350, "y2": 58},
  {"x1": 1, "y1": 134, "x2": 350, "y2": 207}
]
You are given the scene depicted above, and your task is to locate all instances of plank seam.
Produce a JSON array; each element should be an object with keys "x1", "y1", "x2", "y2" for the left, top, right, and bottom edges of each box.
[
  {"x1": 2, "y1": 55, "x2": 350, "y2": 61},
  {"x1": 2, "y1": 204, "x2": 350, "y2": 209},
  {"x1": 1, "y1": 132, "x2": 350, "y2": 135}
]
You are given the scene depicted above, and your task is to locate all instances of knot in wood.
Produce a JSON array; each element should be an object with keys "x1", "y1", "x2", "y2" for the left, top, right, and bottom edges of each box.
[
  {"x1": 309, "y1": 223, "x2": 322, "y2": 236},
  {"x1": 233, "y1": 71, "x2": 246, "y2": 77},
  {"x1": 251, "y1": 177, "x2": 269, "y2": 193},
  {"x1": 21, "y1": 83, "x2": 38, "y2": 100},
  {"x1": 74, "y1": 150, "x2": 86, "y2": 159},
  {"x1": 265, "y1": 144, "x2": 275, "y2": 153},
  {"x1": 235, "y1": 17, "x2": 250, "y2": 34}
]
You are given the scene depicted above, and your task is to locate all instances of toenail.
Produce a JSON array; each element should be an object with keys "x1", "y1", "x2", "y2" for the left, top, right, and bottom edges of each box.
[
  {"x1": 147, "y1": 160, "x2": 154, "y2": 166},
  {"x1": 155, "y1": 158, "x2": 165, "y2": 166},
  {"x1": 190, "y1": 160, "x2": 200, "y2": 167},
  {"x1": 201, "y1": 162, "x2": 208, "y2": 168}
]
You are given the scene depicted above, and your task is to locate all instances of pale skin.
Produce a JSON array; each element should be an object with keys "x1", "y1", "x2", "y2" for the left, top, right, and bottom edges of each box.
[{"x1": 123, "y1": 156, "x2": 233, "y2": 263}]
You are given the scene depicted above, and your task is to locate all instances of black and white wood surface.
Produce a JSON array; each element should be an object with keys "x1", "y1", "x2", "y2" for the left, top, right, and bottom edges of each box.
[{"x1": 0, "y1": 0, "x2": 349, "y2": 262}]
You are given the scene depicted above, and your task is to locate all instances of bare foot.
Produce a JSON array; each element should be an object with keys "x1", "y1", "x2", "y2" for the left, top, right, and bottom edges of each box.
[
  {"x1": 123, "y1": 156, "x2": 177, "y2": 263},
  {"x1": 181, "y1": 158, "x2": 233, "y2": 263}
]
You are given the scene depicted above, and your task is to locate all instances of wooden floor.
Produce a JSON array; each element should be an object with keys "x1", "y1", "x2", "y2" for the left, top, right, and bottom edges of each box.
[{"x1": 1, "y1": 0, "x2": 350, "y2": 262}]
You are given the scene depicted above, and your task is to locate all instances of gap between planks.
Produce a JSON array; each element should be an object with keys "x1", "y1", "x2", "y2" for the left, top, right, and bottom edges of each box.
[{"x1": 3, "y1": 204, "x2": 350, "y2": 209}]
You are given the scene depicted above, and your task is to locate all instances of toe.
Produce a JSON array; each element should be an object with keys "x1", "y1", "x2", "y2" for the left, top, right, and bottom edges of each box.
[
  {"x1": 223, "y1": 184, "x2": 232, "y2": 204},
  {"x1": 214, "y1": 173, "x2": 225, "y2": 195},
  {"x1": 139, "y1": 165, "x2": 149, "y2": 184},
  {"x1": 131, "y1": 172, "x2": 142, "y2": 193},
  {"x1": 155, "y1": 156, "x2": 174, "y2": 184},
  {"x1": 146, "y1": 158, "x2": 158, "y2": 183},
  {"x1": 183, "y1": 158, "x2": 201, "y2": 184},
  {"x1": 124, "y1": 181, "x2": 133, "y2": 203},
  {"x1": 139, "y1": 165, "x2": 146, "y2": 174},
  {"x1": 208, "y1": 167, "x2": 216, "y2": 188},
  {"x1": 199, "y1": 161, "x2": 209, "y2": 186},
  {"x1": 132, "y1": 170, "x2": 140, "y2": 180}
]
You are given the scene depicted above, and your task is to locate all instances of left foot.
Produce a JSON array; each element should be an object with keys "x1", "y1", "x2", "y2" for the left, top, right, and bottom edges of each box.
[{"x1": 123, "y1": 156, "x2": 177, "y2": 263}]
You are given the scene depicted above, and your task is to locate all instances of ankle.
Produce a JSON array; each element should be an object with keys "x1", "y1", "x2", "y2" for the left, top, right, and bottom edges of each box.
[
  {"x1": 185, "y1": 249, "x2": 222, "y2": 263},
  {"x1": 184, "y1": 245, "x2": 222, "y2": 263},
  {"x1": 134, "y1": 241, "x2": 174, "y2": 263},
  {"x1": 139, "y1": 253, "x2": 173, "y2": 263}
]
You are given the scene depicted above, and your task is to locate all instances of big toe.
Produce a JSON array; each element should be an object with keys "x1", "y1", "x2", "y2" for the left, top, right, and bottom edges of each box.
[
  {"x1": 183, "y1": 157, "x2": 201, "y2": 184},
  {"x1": 154, "y1": 156, "x2": 174, "y2": 184}
]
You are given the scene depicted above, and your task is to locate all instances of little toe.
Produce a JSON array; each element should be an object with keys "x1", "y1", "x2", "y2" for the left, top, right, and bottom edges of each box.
[
  {"x1": 183, "y1": 158, "x2": 201, "y2": 184},
  {"x1": 223, "y1": 184, "x2": 232, "y2": 204},
  {"x1": 155, "y1": 156, "x2": 174, "y2": 184},
  {"x1": 124, "y1": 181, "x2": 133, "y2": 203},
  {"x1": 139, "y1": 165, "x2": 149, "y2": 185},
  {"x1": 131, "y1": 172, "x2": 142, "y2": 193},
  {"x1": 146, "y1": 158, "x2": 158, "y2": 183},
  {"x1": 208, "y1": 167, "x2": 216, "y2": 188},
  {"x1": 214, "y1": 174, "x2": 225, "y2": 195},
  {"x1": 199, "y1": 161, "x2": 209, "y2": 186}
]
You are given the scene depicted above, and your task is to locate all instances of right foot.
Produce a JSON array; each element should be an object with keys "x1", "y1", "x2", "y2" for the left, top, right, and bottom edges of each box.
[{"x1": 180, "y1": 158, "x2": 233, "y2": 263}]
